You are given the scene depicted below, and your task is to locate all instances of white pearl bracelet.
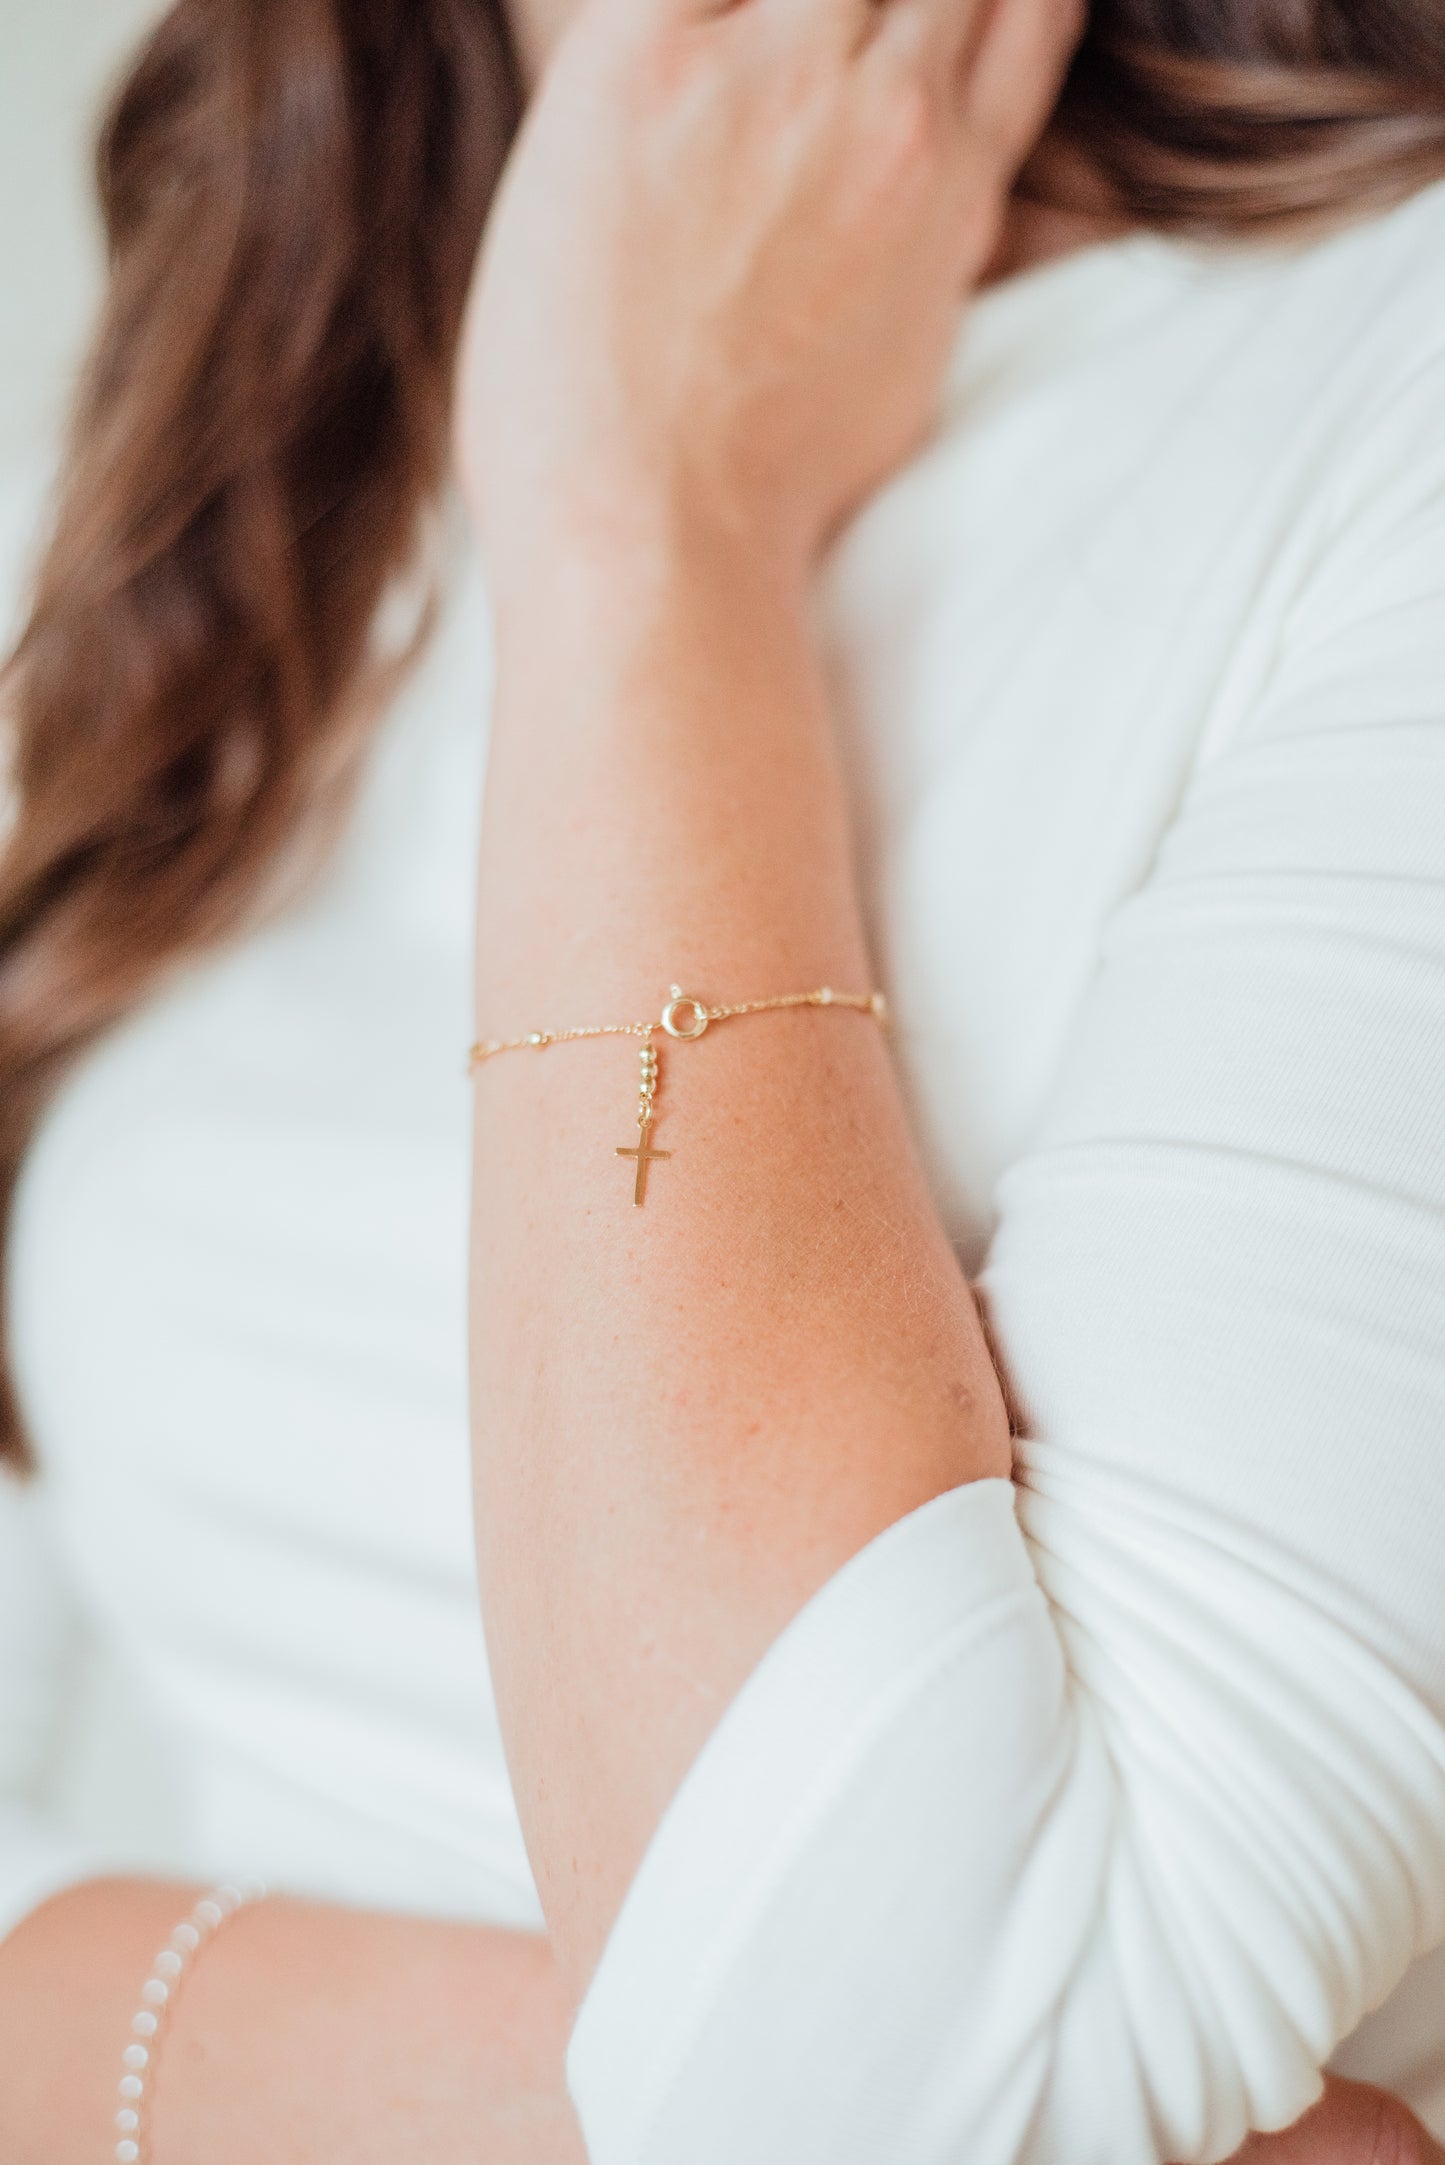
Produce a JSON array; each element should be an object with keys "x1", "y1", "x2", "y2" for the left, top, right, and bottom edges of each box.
[{"x1": 113, "y1": 1879, "x2": 268, "y2": 2163}]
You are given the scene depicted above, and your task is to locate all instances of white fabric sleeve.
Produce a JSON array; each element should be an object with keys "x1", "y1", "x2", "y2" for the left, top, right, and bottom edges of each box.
[
  {"x1": 0, "y1": 1473, "x2": 114, "y2": 1944},
  {"x1": 563, "y1": 353, "x2": 1445, "y2": 2163}
]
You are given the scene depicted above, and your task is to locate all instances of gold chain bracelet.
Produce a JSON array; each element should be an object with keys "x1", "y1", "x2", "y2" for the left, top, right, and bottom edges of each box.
[{"x1": 467, "y1": 984, "x2": 889, "y2": 1206}]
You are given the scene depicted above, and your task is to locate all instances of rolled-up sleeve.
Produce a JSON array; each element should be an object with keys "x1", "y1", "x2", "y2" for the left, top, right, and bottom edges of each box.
[{"x1": 564, "y1": 356, "x2": 1445, "y2": 2164}]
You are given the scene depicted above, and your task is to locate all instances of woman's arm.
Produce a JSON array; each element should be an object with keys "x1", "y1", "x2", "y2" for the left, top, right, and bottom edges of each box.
[
  {"x1": 460, "y1": 0, "x2": 1445, "y2": 2157},
  {"x1": 468, "y1": 547, "x2": 1010, "y2": 1971},
  {"x1": 0, "y1": 1400, "x2": 582, "y2": 2161},
  {"x1": 461, "y1": 0, "x2": 1073, "y2": 1988},
  {"x1": 0, "y1": 1879, "x2": 583, "y2": 2164}
]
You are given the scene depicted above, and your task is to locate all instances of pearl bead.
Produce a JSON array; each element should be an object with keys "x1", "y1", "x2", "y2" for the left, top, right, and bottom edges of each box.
[{"x1": 112, "y1": 1881, "x2": 267, "y2": 2157}]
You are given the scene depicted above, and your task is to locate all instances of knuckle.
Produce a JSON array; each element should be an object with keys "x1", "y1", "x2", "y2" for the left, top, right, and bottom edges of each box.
[{"x1": 862, "y1": 49, "x2": 949, "y2": 174}]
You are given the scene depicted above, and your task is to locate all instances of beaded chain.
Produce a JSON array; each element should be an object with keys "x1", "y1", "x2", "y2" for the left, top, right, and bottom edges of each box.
[
  {"x1": 468, "y1": 983, "x2": 889, "y2": 1205},
  {"x1": 113, "y1": 1880, "x2": 268, "y2": 2163}
]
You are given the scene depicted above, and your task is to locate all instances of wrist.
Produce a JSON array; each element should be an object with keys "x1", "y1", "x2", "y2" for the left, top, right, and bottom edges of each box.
[{"x1": 479, "y1": 494, "x2": 815, "y2": 662}]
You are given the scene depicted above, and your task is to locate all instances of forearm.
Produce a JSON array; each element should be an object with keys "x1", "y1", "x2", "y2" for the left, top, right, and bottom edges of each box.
[
  {"x1": 469, "y1": 544, "x2": 1009, "y2": 1989},
  {"x1": 0, "y1": 1877, "x2": 582, "y2": 2165}
]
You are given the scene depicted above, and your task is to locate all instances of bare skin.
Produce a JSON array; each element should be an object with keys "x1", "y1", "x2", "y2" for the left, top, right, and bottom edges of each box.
[
  {"x1": 1236, "y1": 2081, "x2": 1445, "y2": 2165},
  {"x1": 0, "y1": 1877, "x2": 587, "y2": 2165},
  {"x1": 0, "y1": 3, "x2": 1436, "y2": 2164},
  {"x1": 459, "y1": 0, "x2": 1445, "y2": 2153}
]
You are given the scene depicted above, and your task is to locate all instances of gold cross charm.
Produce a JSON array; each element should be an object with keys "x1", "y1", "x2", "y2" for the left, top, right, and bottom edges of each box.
[{"x1": 616, "y1": 1117, "x2": 671, "y2": 1206}]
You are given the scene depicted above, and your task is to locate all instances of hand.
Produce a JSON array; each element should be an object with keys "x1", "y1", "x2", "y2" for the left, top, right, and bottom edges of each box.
[
  {"x1": 454, "y1": 0, "x2": 1082, "y2": 602},
  {"x1": 1199, "y1": 2076, "x2": 1445, "y2": 2165}
]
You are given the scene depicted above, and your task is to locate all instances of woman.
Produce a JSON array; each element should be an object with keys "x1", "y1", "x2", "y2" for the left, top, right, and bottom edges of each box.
[{"x1": 0, "y1": 0, "x2": 1442, "y2": 2156}]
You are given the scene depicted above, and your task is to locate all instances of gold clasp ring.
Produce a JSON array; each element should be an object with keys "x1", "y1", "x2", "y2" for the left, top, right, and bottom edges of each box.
[{"x1": 660, "y1": 986, "x2": 710, "y2": 1040}]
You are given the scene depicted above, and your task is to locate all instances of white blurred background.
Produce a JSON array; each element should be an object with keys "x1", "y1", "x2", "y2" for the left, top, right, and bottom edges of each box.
[
  {"x1": 1, "y1": 0, "x2": 161, "y2": 471},
  {"x1": 2, "y1": 0, "x2": 183, "y2": 1879}
]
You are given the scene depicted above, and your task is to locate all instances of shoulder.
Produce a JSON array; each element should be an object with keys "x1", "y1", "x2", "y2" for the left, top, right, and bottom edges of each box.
[
  {"x1": 1273, "y1": 177, "x2": 1445, "y2": 499},
  {"x1": 1219, "y1": 181, "x2": 1445, "y2": 740}
]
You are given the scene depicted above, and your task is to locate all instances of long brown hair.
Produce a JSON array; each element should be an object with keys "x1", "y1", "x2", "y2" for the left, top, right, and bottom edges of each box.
[{"x1": 2, "y1": 0, "x2": 1444, "y2": 1467}]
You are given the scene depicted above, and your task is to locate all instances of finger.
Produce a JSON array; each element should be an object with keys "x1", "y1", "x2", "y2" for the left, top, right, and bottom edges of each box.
[
  {"x1": 959, "y1": 0, "x2": 1082, "y2": 156},
  {"x1": 861, "y1": 0, "x2": 1002, "y2": 96},
  {"x1": 742, "y1": 0, "x2": 879, "y2": 57}
]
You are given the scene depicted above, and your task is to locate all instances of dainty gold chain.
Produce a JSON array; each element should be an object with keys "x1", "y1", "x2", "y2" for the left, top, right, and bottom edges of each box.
[
  {"x1": 467, "y1": 1017, "x2": 655, "y2": 1063},
  {"x1": 703, "y1": 986, "x2": 887, "y2": 1025},
  {"x1": 466, "y1": 983, "x2": 889, "y2": 1071},
  {"x1": 466, "y1": 984, "x2": 889, "y2": 1205}
]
